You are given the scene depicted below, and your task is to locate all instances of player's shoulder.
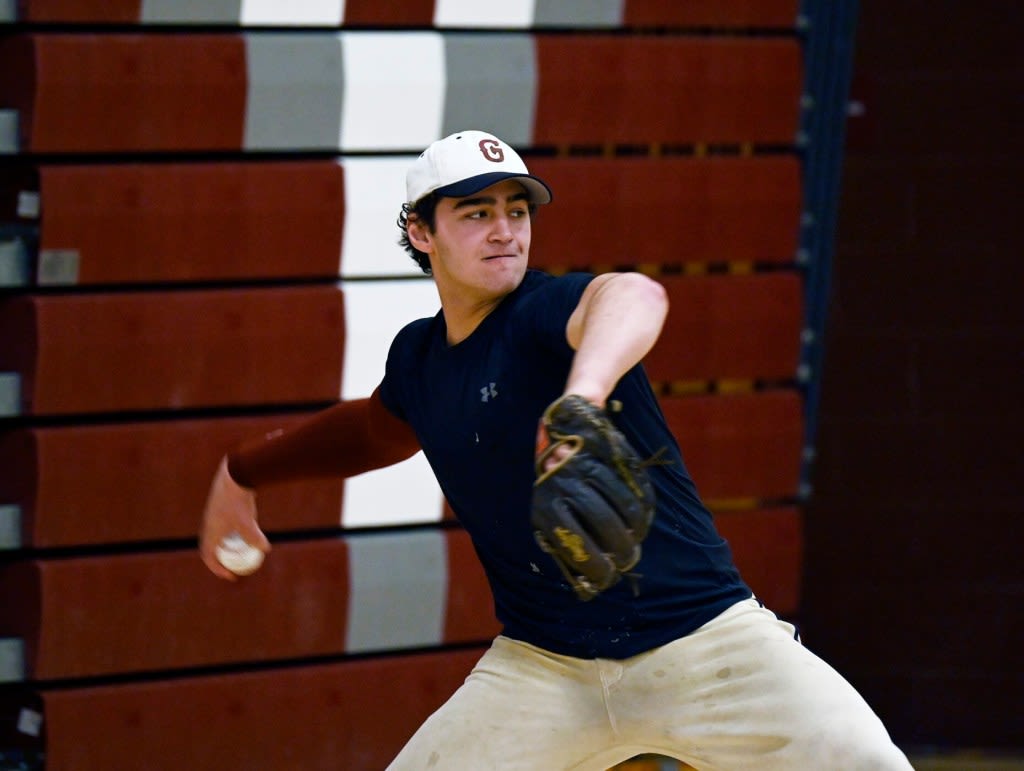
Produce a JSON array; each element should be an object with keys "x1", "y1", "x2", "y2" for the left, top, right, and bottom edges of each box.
[
  {"x1": 522, "y1": 268, "x2": 594, "y2": 288},
  {"x1": 515, "y1": 269, "x2": 594, "y2": 305},
  {"x1": 387, "y1": 312, "x2": 439, "y2": 365},
  {"x1": 498, "y1": 270, "x2": 595, "y2": 349},
  {"x1": 394, "y1": 314, "x2": 435, "y2": 340}
]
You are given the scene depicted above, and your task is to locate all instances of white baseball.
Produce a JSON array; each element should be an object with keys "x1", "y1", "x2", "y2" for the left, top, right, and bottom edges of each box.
[{"x1": 215, "y1": 533, "x2": 265, "y2": 576}]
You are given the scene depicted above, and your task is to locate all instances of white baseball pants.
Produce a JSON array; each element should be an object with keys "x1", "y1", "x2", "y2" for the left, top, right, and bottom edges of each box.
[{"x1": 387, "y1": 598, "x2": 913, "y2": 770}]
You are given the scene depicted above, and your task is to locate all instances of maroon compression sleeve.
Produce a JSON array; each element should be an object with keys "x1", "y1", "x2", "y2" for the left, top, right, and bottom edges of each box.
[{"x1": 226, "y1": 388, "x2": 420, "y2": 488}]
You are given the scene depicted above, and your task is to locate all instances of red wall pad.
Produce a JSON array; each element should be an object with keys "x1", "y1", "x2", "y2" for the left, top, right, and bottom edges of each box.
[
  {"x1": 344, "y1": 0, "x2": 434, "y2": 26},
  {"x1": 643, "y1": 273, "x2": 803, "y2": 382},
  {"x1": 623, "y1": 0, "x2": 800, "y2": 28},
  {"x1": 0, "y1": 531, "x2": 497, "y2": 680},
  {"x1": 715, "y1": 506, "x2": 803, "y2": 616},
  {"x1": 530, "y1": 157, "x2": 801, "y2": 269},
  {"x1": 533, "y1": 37, "x2": 801, "y2": 145},
  {"x1": 0, "y1": 414, "x2": 344, "y2": 548},
  {"x1": 0, "y1": 34, "x2": 246, "y2": 153},
  {"x1": 661, "y1": 390, "x2": 804, "y2": 500},
  {"x1": 39, "y1": 648, "x2": 484, "y2": 770},
  {"x1": 16, "y1": 0, "x2": 142, "y2": 22},
  {"x1": 17, "y1": 0, "x2": 799, "y2": 29},
  {"x1": 35, "y1": 162, "x2": 345, "y2": 285},
  {"x1": 0, "y1": 286, "x2": 345, "y2": 416}
]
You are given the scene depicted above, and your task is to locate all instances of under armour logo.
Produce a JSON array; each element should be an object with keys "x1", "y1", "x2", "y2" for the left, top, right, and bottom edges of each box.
[
  {"x1": 480, "y1": 382, "x2": 498, "y2": 402},
  {"x1": 479, "y1": 139, "x2": 504, "y2": 162}
]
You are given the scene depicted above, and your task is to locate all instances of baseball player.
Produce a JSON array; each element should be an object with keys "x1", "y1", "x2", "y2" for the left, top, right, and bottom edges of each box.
[{"x1": 200, "y1": 131, "x2": 913, "y2": 770}]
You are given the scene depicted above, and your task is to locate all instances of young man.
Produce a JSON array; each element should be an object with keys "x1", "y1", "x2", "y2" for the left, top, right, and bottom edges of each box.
[{"x1": 200, "y1": 131, "x2": 912, "y2": 770}]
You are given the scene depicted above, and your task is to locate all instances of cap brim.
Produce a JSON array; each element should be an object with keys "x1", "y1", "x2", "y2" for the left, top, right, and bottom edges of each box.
[{"x1": 433, "y1": 172, "x2": 552, "y2": 205}]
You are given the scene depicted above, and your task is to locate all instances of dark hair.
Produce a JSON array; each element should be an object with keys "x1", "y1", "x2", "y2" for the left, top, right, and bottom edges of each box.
[{"x1": 396, "y1": 193, "x2": 440, "y2": 275}]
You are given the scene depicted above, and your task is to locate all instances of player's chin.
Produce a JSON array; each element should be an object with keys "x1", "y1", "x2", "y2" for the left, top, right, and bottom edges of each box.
[{"x1": 481, "y1": 255, "x2": 527, "y2": 282}]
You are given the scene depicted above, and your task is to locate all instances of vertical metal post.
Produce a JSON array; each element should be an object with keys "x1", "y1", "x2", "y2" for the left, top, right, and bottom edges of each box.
[{"x1": 795, "y1": 0, "x2": 861, "y2": 499}]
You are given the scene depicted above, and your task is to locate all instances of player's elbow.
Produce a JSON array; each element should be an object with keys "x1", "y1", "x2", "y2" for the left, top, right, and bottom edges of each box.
[
  {"x1": 616, "y1": 271, "x2": 668, "y2": 323},
  {"x1": 642, "y1": 273, "x2": 668, "y2": 313}
]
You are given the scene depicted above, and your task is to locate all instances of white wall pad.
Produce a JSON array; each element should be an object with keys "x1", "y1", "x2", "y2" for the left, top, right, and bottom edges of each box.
[
  {"x1": 440, "y1": 34, "x2": 536, "y2": 145},
  {"x1": 339, "y1": 32, "x2": 445, "y2": 151},
  {"x1": 345, "y1": 530, "x2": 447, "y2": 653},
  {"x1": 244, "y1": 33, "x2": 344, "y2": 151},
  {"x1": 342, "y1": 452, "x2": 444, "y2": 529},
  {"x1": 0, "y1": 374, "x2": 20, "y2": 417},
  {"x1": 241, "y1": 0, "x2": 344, "y2": 25},
  {"x1": 339, "y1": 278, "x2": 439, "y2": 399},
  {"x1": 0, "y1": 505, "x2": 20, "y2": 550},
  {"x1": 339, "y1": 156, "x2": 423, "y2": 278},
  {"x1": 0, "y1": 238, "x2": 29, "y2": 287},
  {"x1": 533, "y1": 0, "x2": 623, "y2": 28},
  {"x1": 141, "y1": 0, "x2": 241, "y2": 24},
  {"x1": 435, "y1": 0, "x2": 535, "y2": 28},
  {"x1": 0, "y1": 638, "x2": 25, "y2": 683},
  {"x1": 0, "y1": 109, "x2": 18, "y2": 153},
  {"x1": 339, "y1": 278, "x2": 444, "y2": 528}
]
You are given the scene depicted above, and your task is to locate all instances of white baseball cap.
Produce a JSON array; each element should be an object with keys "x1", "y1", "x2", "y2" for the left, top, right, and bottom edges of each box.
[{"x1": 406, "y1": 130, "x2": 552, "y2": 206}]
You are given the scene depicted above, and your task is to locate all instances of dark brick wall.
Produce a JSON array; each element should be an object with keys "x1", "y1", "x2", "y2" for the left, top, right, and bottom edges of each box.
[{"x1": 801, "y1": 2, "x2": 1023, "y2": 749}]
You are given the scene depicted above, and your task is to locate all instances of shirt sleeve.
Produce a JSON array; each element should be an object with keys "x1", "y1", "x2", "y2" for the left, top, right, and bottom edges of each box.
[
  {"x1": 226, "y1": 388, "x2": 420, "y2": 488},
  {"x1": 516, "y1": 271, "x2": 595, "y2": 356},
  {"x1": 377, "y1": 316, "x2": 434, "y2": 422}
]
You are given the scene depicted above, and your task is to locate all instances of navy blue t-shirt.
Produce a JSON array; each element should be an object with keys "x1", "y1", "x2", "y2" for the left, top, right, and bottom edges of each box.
[{"x1": 378, "y1": 270, "x2": 750, "y2": 659}]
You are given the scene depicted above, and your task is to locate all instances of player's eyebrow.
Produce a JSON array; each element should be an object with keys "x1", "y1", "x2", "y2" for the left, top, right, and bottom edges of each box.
[{"x1": 453, "y1": 191, "x2": 531, "y2": 210}]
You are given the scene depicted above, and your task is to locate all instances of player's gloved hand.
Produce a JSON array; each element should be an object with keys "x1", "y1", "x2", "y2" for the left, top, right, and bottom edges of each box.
[
  {"x1": 531, "y1": 395, "x2": 656, "y2": 600},
  {"x1": 199, "y1": 456, "x2": 271, "y2": 580}
]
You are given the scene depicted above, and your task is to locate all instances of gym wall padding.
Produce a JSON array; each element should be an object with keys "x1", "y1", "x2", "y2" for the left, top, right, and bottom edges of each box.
[
  {"x1": 14, "y1": 0, "x2": 800, "y2": 28},
  {"x1": 0, "y1": 2, "x2": 813, "y2": 767},
  {"x1": 0, "y1": 32, "x2": 800, "y2": 153},
  {"x1": 11, "y1": 156, "x2": 799, "y2": 286}
]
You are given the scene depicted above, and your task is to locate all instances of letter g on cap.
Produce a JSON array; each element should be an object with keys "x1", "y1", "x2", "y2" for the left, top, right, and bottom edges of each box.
[{"x1": 479, "y1": 139, "x2": 505, "y2": 162}]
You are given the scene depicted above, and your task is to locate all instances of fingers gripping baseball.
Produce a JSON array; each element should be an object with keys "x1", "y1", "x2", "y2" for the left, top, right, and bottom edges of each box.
[
  {"x1": 531, "y1": 395, "x2": 656, "y2": 600},
  {"x1": 200, "y1": 456, "x2": 271, "y2": 580}
]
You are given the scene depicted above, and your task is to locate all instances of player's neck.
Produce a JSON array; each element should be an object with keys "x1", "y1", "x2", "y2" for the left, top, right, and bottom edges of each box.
[
  {"x1": 441, "y1": 305, "x2": 493, "y2": 345},
  {"x1": 438, "y1": 293, "x2": 505, "y2": 346}
]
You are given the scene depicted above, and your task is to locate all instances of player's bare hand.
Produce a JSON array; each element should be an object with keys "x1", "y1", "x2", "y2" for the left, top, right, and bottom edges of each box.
[
  {"x1": 536, "y1": 419, "x2": 574, "y2": 472},
  {"x1": 199, "y1": 456, "x2": 271, "y2": 580}
]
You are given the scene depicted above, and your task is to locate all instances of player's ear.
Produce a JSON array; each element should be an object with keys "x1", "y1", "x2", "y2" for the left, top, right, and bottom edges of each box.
[{"x1": 406, "y1": 214, "x2": 433, "y2": 253}]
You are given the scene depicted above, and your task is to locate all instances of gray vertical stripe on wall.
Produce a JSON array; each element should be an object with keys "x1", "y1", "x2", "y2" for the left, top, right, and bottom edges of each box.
[
  {"x1": 0, "y1": 110, "x2": 16, "y2": 153},
  {"x1": 244, "y1": 34, "x2": 344, "y2": 151},
  {"x1": 534, "y1": 0, "x2": 624, "y2": 27},
  {"x1": 442, "y1": 34, "x2": 536, "y2": 146},
  {"x1": 141, "y1": 0, "x2": 242, "y2": 23},
  {"x1": 345, "y1": 530, "x2": 449, "y2": 653},
  {"x1": 0, "y1": 238, "x2": 29, "y2": 286},
  {"x1": 0, "y1": 374, "x2": 20, "y2": 417},
  {"x1": 0, "y1": 504, "x2": 21, "y2": 549},
  {"x1": 0, "y1": 637, "x2": 24, "y2": 683}
]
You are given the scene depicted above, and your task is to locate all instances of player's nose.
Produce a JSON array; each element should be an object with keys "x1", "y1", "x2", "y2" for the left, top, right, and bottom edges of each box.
[{"x1": 488, "y1": 214, "x2": 515, "y2": 241}]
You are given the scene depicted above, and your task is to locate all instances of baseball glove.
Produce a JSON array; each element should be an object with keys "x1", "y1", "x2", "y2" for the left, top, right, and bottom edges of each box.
[{"x1": 532, "y1": 394, "x2": 656, "y2": 601}]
